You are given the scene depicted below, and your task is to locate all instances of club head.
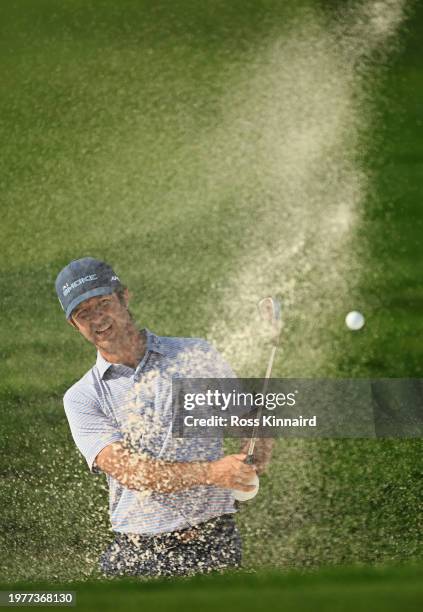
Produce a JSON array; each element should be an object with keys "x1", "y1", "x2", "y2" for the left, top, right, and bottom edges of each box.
[{"x1": 258, "y1": 296, "x2": 283, "y2": 341}]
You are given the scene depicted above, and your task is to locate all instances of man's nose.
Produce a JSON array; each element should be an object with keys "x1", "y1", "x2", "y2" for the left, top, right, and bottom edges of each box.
[{"x1": 88, "y1": 305, "x2": 107, "y2": 323}]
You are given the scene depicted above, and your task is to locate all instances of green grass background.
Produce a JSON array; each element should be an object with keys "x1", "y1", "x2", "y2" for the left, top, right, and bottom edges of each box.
[
  {"x1": 2, "y1": 565, "x2": 423, "y2": 612},
  {"x1": 0, "y1": 0, "x2": 422, "y2": 607}
]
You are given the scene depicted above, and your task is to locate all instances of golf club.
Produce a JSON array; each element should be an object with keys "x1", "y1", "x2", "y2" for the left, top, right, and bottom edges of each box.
[{"x1": 233, "y1": 296, "x2": 283, "y2": 502}]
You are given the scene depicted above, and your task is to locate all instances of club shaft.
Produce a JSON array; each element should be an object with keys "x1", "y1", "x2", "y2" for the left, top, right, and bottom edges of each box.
[{"x1": 247, "y1": 345, "x2": 277, "y2": 456}]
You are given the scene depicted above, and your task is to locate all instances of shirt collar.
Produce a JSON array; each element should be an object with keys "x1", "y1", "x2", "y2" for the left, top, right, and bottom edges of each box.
[{"x1": 95, "y1": 328, "x2": 166, "y2": 379}]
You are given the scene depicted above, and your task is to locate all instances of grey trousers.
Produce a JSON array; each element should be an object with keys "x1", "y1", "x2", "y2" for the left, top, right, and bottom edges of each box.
[{"x1": 99, "y1": 514, "x2": 242, "y2": 578}]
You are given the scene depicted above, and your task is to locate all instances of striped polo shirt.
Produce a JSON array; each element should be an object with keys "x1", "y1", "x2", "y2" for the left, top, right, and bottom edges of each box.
[{"x1": 63, "y1": 329, "x2": 237, "y2": 534}]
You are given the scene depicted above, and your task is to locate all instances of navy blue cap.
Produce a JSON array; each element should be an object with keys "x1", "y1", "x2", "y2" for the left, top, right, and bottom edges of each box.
[{"x1": 55, "y1": 257, "x2": 123, "y2": 319}]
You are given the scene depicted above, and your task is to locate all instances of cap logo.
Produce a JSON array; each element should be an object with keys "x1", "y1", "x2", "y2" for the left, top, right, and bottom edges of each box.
[
  {"x1": 62, "y1": 273, "x2": 98, "y2": 297},
  {"x1": 111, "y1": 275, "x2": 120, "y2": 282}
]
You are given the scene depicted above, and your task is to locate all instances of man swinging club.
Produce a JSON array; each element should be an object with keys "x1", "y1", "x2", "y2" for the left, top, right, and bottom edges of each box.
[{"x1": 55, "y1": 257, "x2": 273, "y2": 577}]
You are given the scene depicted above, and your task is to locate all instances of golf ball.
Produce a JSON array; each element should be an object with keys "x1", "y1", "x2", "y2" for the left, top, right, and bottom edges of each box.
[
  {"x1": 232, "y1": 473, "x2": 260, "y2": 502},
  {"x1": 345, "y1": 310, "x2": 365, "y2": 331}
]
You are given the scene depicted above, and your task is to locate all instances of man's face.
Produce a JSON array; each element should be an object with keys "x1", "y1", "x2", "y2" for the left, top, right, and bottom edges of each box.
[{"x1": 69, "y1": 290, "x2": 131, "y2": 350}]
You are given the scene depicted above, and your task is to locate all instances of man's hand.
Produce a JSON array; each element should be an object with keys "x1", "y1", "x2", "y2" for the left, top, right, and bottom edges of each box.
[
  {"x1": 239, "y1": 439, "x2": 274, "y2": 475},
  {"x1": 207, "y1": 453, "x2": 257, "y2": 492}
]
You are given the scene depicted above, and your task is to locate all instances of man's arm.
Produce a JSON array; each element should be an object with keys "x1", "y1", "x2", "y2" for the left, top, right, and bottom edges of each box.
[{"x1": 95, "y1": 442, "x2": 257, "y2": 494}]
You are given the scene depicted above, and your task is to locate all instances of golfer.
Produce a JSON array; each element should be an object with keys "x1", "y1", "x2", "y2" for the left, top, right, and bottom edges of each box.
[{"x1": 55, "y1": 257, "x2": 272, "y2": 577}]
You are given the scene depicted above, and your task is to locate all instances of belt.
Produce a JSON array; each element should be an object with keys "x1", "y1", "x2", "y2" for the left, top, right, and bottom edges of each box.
[{"x1": 124, "y1": 514, "x2": 234, "y2": 547}]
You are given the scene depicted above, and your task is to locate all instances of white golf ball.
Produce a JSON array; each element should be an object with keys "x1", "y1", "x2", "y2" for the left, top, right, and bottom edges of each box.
[
  {"x1": 232, "y1": 473, "x2": 260, "y2": 502},
  {"x1": 345, "y1": 310, "x2": 365, "y2": 331}
]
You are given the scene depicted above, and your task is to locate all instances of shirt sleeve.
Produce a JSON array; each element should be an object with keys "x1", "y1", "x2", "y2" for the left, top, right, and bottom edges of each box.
[
  {"x1": 63, "y1": 385, "x2": 123, "y2": 474},
  {"x1": 202, "y1": 341, "x2": 238, "y2": 378}
]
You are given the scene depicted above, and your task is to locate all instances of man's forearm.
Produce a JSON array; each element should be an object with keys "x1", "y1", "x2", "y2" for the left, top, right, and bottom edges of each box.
[{"x1": 95, "y1": 442, "x2": 210, "y2": 494}]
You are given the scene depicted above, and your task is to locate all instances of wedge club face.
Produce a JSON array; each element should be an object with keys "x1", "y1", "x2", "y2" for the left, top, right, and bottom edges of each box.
[{"x1": 257, "y1": 296, "x2": 283, "y2": 343}]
